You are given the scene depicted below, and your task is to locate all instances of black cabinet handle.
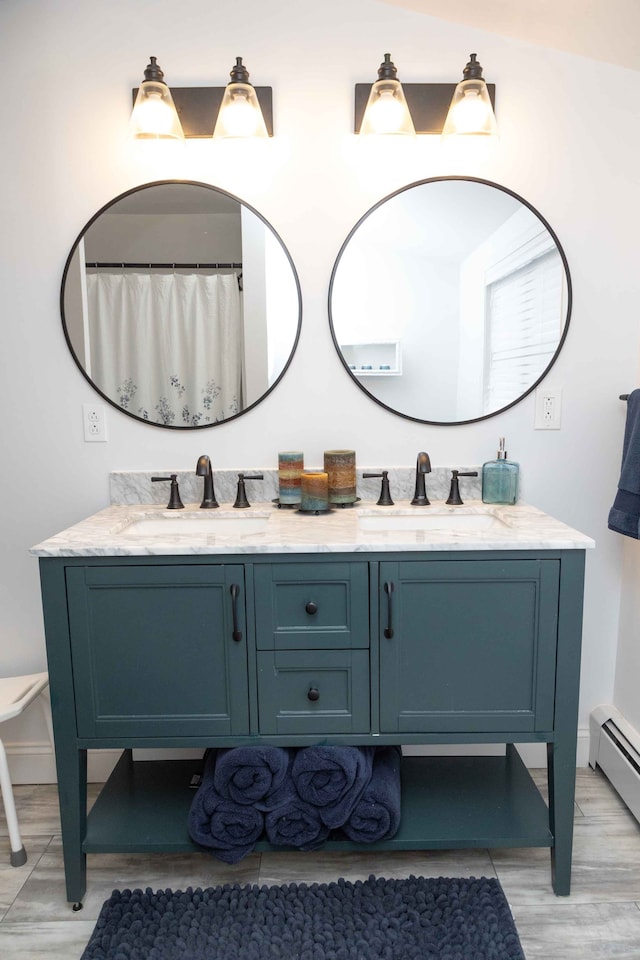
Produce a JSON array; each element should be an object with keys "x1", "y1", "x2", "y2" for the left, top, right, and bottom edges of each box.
[
  {"x1": 307, "y1": 687, "x2": 320, "y2": 701},
  {"x1": 305, "y1": 601, "x2": 318, "y2": 615},
  {"x1": 230, "y1": 583, "x2": 242, "y2": 642},
  {"x1": 384, "y1": 581, "x2": 394, "y2": 639}
]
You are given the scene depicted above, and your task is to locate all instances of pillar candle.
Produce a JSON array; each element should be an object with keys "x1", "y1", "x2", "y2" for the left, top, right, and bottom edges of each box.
[
  {"x1": 278, "y1": 451, "x2": 304, "y2": 505},
  {"x1": 300, "y1": 471, "x2": 329, "y2": 512},
  {"x1": 324, "y1": 449, "x2": 357, "y2": 504}
]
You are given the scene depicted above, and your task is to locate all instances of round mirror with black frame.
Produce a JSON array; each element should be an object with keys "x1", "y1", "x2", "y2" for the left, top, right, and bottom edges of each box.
[
  {"x1": 328, "y1": 176, "x2": 571, "y2": 426},
  {"x1": 61, "y1": 180, "x2": 302, "y2": 429}
]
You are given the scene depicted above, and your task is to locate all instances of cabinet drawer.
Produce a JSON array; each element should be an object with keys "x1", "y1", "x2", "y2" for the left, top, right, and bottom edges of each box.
[
  {"x1": 257, "y1": 649, "x2": 370, "y2": 735},
  {"x1": 254, "y1": 562, "x2": 369, "y2": 650}
]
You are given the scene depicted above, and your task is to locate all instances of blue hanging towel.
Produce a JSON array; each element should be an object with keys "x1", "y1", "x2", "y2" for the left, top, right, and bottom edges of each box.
[{"x1": 609, "y1": 389, "x2": 640, "y2": 539}]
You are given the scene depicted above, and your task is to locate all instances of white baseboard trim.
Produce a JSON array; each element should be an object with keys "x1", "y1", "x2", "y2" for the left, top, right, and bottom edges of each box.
[
  {"x1": 378, "y1": 729, "x2": 591, "y2": 768},
  {"x1": 5, "y1": 729, "x2": 591, "y2": 785},
  {"x1": 6, "y1": 742, "x2": 122, "y2": 784},
  {"x1": 87, "y1": 750, "x2": 122, "y2": 783},
  {"x1": 5, "y1": 742, "x2": 58, "y2": 785}
]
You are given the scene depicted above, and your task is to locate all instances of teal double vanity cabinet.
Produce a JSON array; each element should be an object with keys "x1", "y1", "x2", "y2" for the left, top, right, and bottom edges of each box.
[{"x1": 33, "y1": 502, "x2": 593, "y2": 906}]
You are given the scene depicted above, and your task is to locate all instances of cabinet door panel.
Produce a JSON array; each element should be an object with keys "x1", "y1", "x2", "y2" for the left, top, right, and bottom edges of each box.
[
  {"x1": 66, "y1": 565, "x2": 249, "y2": 738},
  {"x1": 254, "y1": 562, "x2": 369, "y2": 650},
  {"x1": 257, "y1": 649, "x2": 370, "y2": 735},
  {"x1": 379, "y1": 559, "x2": 559, "y2": 733}
]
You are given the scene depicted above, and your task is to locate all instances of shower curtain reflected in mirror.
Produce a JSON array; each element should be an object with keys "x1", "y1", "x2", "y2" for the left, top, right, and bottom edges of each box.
[{"x1": 86, "y1": 271, "x2": 243, "y2": 426}]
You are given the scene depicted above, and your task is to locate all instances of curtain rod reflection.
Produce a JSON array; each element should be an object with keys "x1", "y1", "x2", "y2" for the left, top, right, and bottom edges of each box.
[{"x1": 84, "y1": 261, "x2": 243, "y2": 269}]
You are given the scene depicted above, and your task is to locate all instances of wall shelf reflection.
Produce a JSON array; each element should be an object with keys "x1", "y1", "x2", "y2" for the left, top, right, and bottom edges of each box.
[{"x1": 340, "y1": 340, "x2": 402, "y2": 376}]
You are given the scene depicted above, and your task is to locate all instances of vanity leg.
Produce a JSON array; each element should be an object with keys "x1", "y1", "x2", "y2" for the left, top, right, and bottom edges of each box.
[
  {"x1": 547, "y1": 738, "x2": 576, "y2": 896},
  {"x1": 57, "y1": 748, "x2": 88, "y2": 906},
  {"x1": 39, "y1": 561, "x2": 89, "y2": 905},
  {"x1": 548, "y1": 550, "x2": 584, "y2": 896}
]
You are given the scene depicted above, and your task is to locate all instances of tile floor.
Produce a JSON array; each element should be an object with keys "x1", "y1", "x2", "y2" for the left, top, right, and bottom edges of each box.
[{"x1": 0, "y1": 766, "x2": 639, "y2": 958}]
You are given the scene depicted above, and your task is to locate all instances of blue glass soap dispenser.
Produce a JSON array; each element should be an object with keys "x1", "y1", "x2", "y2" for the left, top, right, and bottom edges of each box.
[{"x1": 482, "y1": 437, "x2": 519, "y2": 505}]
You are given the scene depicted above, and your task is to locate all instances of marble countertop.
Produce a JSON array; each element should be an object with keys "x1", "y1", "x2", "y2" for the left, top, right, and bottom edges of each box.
[{"x1": 31, "y1": 500, "x2": 595, "y2": 557}]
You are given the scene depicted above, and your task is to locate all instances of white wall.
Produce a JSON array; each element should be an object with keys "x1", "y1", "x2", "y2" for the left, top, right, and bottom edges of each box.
[{"x1": 1, "y1": 0, "x2": 639, "y2": 770}]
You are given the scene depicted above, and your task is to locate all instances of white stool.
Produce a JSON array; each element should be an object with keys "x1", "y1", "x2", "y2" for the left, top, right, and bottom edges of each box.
[{"x1": 0, "y1": 673, "x2": 52, "y2": 866}]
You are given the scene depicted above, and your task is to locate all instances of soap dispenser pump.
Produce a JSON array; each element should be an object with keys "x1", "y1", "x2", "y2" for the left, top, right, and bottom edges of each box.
[{"x1": 481, "y1": 437, "x2": 519, "y2": 505}]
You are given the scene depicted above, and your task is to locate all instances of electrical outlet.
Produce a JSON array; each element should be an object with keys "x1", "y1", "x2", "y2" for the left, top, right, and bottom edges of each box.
[
  {"x1": 83, "y1": 403, "x2": 108, "y2": 442},
  {"x1": 534, "y1": 387, "x2": 562, "y2": 430}
]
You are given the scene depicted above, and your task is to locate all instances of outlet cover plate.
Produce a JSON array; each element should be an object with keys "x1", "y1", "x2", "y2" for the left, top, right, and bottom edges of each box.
[
  {"x1": 534, "y1": 387, "x2": 562, "y2": 430},
  {"x1": 83, "y1": 403, "x2": 108, "y2": 442}
]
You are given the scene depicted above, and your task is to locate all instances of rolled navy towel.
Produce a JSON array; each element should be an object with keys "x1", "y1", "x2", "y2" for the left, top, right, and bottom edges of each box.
[
  {"x1": 342, "y1": 746, "x2": 402, "y2": 843},
  {"x1": 265, "y1": 796, "x2": 331, "y2": 850},
  {"x1": 188, "y1": 751, "x2": 264, "y2": 863},
  {"x1": 291, "y1": 745, "x2": 376, "y2": 829},
  {"x1": 213, "y1": 746, "x2": 294, "y2": 811}
]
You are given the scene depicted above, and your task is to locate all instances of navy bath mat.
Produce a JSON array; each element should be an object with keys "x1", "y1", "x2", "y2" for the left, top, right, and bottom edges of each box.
[{"x1": 81, "y1": 874, "x2": 525, "y2": 960}]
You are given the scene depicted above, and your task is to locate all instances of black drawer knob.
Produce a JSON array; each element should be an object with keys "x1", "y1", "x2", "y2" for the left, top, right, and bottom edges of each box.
[
  {"x1": 307, "y1": 687, "x2": 320, "y2": 702},
  {"x1": 305, "y1": 601, "x2": 318, "y2": 615}
]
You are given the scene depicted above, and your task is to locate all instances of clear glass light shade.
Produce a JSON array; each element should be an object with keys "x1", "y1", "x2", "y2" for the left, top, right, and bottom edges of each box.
[
  {"x1": 360, "y1": 78, "x2": 415, "y2": 136},
  {"x1": 213, "y1": 83, "x2": 268, "y2": 139},
  {"x1": 129, "y1": 80, "x2": 185, "y2": 140},
  {"x1": 442, "y1": 79, "x2": 497, "y2": 137}
]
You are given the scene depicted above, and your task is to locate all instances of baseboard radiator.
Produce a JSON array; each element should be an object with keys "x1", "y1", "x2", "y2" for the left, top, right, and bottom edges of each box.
[{"x1": 589, "y1": 705, "x2": 640, "y2": 823}]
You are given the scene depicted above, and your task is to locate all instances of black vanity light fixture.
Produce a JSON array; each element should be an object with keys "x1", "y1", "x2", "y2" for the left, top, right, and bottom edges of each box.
[
  {"x1": 130, "y1": 56, "x2": 273, "y2": 140},
  {"x1": 355, "y1": 52, "x2": 496, "y2": 137}
]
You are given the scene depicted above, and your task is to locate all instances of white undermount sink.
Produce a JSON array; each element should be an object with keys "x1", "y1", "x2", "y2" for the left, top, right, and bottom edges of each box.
[
  {"x1": 117, "y1": 512, "x2": 271, "y2": 537},
  {"x1": 357, "y1": 509, "x2": 510, "y2": 532}
]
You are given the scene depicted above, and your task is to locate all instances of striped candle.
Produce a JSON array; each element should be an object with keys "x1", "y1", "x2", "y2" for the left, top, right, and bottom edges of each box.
[
  {"x1": 278, "y1": 451, "x2": 304, "y2": 505},
  {"x1": 324, "y1": 449, "x2": 357, "y2": 504},
  {"x1": 300, "y1": 471, "x2": 329, "y2": 512}
]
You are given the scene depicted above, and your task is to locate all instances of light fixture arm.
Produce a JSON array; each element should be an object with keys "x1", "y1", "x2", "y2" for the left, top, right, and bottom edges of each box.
[
  {"x1": 142, "y1": 56, "x2": 166, "y2": 84},
  {"x1": 376, "y1": 53, "x2": 399, "y2": 80},
  {"x1": 228, "y1": 56, "x2": 251, "y2": 84},
  {"x1": 461, "y1": 53, "x2": 484, "y2": 81}
]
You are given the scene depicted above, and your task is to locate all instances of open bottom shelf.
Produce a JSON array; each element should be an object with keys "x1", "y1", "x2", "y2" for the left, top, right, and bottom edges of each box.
[{"x1": 84, "y1": 749, "x2": 552, "y2": 855}]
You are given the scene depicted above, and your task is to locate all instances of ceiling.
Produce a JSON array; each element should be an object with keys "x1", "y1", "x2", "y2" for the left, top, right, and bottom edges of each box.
[{"x1": 379, "y1": 0, "x2": 640, "y2": 72}]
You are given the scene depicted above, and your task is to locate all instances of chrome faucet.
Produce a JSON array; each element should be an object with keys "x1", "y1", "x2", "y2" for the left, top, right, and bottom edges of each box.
[
  {"x1": 411, "y1": 452, "x2": 432, "y2": 506},
  {"x1": 195, "y1": 454, "x2": 219, "y2": 509}
]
